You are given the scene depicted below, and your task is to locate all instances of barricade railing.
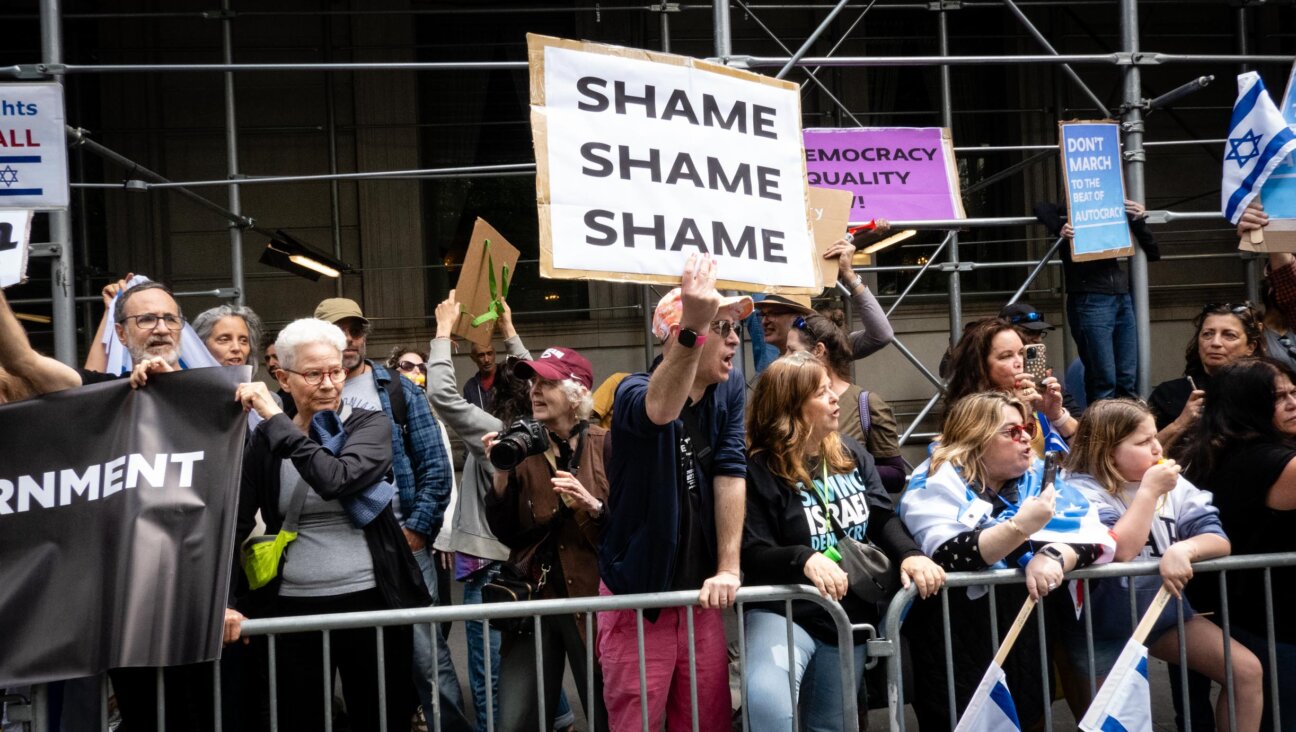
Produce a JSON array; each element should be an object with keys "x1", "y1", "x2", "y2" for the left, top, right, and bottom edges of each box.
[
  {"x1": 20, "y1": 585, "x2": 863, "y2": 732},
  {"x1": 874, "y1": 552, "x2": 1296, "y2": 732}
]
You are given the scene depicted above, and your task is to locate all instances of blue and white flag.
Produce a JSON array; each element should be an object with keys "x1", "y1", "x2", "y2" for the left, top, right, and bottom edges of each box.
[
  {"x1": 955, "y1": 663, "x2": 1022, "y2": 732},
  {"x1": 1037, "y1": 411, "x2": 1070, "y2": 455},
  {"x1": 1222, "y1": 71, "x2": 1296, "y2": 224},
  {"x1": 1079, "y1": 639, "x2": 1152, "y2": 732}
]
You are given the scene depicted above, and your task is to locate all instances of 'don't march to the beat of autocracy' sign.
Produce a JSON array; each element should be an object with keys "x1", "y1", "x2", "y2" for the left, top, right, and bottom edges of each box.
[
  {"x1": 1059, "y1": 121, "x2": 1134, "y2": 262},
  {"x1": 0, "y1": 83, "x2": 69, "y2": 210},
  {"x1": 529, "y1": 34, "x2": 822, "y2": 294},
  {"x1": 802, "y1": 127, "x2": 965, "y2": 224}
]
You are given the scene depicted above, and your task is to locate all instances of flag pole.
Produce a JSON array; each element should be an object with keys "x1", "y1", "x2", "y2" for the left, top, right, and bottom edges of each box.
[
  {"x1": 993, "y1": 596, "x2": 1039, "y2": 667},
  {"x1": 1130, "y1": 586, "x2": 1172, "y2": 645}
]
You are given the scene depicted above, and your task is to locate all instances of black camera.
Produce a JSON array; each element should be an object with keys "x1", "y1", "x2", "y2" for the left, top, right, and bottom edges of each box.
[{"x1": 489, "y1": 418, "x2": 550, "y2": 471}]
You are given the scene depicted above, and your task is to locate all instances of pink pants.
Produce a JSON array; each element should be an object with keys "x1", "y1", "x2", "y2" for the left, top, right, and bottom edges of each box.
[{"x1": 596, "y1": 581, "x2": 730, "y2": 732}]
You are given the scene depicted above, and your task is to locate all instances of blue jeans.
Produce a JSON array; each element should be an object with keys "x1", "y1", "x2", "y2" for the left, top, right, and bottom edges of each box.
[
  {"x1": 743, "y1": 610, "x2": 867, "y2": 732},
  {"x1": 412, "y1": 548, "x2": 472, "y2": 731},
  {"x1": 462, "y1": 562, "x2": 503, "y2": 732},
  {"x1": 1066, "y1": 292, "x2": 1138, "y2": 403}
]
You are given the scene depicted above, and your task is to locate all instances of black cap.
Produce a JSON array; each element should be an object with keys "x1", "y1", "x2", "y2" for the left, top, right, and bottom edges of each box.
[{"x1": 1000, "y1": 302, "x2": 1054, "y2": 331}]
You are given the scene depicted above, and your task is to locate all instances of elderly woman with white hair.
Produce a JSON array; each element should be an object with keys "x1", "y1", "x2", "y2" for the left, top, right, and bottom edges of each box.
[
  {"x1": 192, "y1": 304, "x2": 264, "y2": 371},
  {"x1": 481, "y1": 346, "x2": 611, "y2": 732},
  {"x1": 230, "y1": 318, "x2": 429, "y2": 732}
]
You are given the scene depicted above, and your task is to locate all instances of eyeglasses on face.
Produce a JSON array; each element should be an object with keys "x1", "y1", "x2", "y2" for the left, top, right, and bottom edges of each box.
[
  {"x1": 282, "y1": 367, "x2": 347, "y2": 386},
  {"x1": 709, "y1": 319, "x2": 743, "y2": 339},
  {"x1": 398, "y1": 360, "x2": 428, "y2": 374},
  {"x1": 120, "y1": 313, "x2": 182, "y2": 330},
  {"x1": 996, "y1": 422, "x2": 1037, "y2": 443}
]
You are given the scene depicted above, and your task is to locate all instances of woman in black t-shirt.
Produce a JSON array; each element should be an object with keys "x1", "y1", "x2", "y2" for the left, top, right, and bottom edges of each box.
[
  {"x1": 741, "y1": 352, "x2": 945, "y2": 732},
  {"x1": 1181, "y1": 357, "x2": 1296, "y2": 731}
]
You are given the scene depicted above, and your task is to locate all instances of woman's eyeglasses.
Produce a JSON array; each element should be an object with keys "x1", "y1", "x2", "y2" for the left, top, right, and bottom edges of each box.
[
  {"x1": 397, "y1": 360, "x2": 427, "y2": 374},
  {"x1": 1203, "y1": 302, "x2": 1258, "y2": 317},
  {"x1": 997, "y1": 422, "x2": 1037, "y2": 443},
  {"x1": 282, "y1": 367, "x2": 347, "y2": 386}
]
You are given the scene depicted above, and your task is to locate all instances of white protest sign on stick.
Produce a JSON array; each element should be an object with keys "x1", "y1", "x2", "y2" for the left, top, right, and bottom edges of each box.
[
  {"x1": 0, "y1": 210, "x2": 32, "y2": 287},
  {"x1": 0, "y1": 83, "x2": 70, "y2": 210},
  {"x1": 530, "y1": 34, "x2": 821, "y2": 294}
]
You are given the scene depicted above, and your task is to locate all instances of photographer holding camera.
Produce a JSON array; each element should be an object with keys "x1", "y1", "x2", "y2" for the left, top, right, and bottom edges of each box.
[{"x1": 482, "y1": 346, "x2": 610, "y2": 732}]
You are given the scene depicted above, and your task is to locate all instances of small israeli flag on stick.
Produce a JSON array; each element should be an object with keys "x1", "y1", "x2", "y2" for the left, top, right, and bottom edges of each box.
[
  {"x1": 953, "y1": 596, "x2": 1036, "y2": 732},
  {"x1": 1078, "y1": 587, "x2": 1172, "y2": 732},
  {"x1": 1223, "y1": 71, "x2": 1296, "y2": 225}
]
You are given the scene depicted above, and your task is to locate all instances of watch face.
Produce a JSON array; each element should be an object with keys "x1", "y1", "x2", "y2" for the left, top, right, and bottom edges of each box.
[{"x1": 678, "y1": 328, "x2": 698, "y2": 347}]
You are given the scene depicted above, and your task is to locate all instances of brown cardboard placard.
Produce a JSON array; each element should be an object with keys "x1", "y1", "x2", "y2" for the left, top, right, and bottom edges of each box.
[
  {"x1": 810, "y1": 187, "x2": 854, "y2": 282},
  {"x1": 1058, "y1": 120, "x2": 1135, "y2": 263},
  {"x1": 452, "y1": 218, "x2": 521, "y2": 348},
  {"x1": 1238, "y1": 198, "x2": 1296, "y2": 252},
  {"x1": 529, "y1": 33, "x2": 822, "y2": 295}
]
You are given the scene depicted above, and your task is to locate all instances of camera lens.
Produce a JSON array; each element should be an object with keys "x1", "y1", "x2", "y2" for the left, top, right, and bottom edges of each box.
[{"x1": 489, "y1": 436, "x2": 526, "y2": 471}]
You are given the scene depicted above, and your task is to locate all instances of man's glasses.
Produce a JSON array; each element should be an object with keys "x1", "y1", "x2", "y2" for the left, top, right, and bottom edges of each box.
[
  {"x1": 282, "y1": 367, "x2": 347, "y2": 386},
  {"x1": 120, "y1": 313, "x2": 182, "y2": 330},
  {"x1": 398, "y1": 360, "x2": 428, "y2": 374},
  {"x1": 709, "y1": 319, "x2": 743, "y2": 339},
  {"x1": 997, "y1": 422, "x2": 1037, "y2": 443},
  {"x1": 1008, "y1": 311, "x2": 1044, "y2": 325}
]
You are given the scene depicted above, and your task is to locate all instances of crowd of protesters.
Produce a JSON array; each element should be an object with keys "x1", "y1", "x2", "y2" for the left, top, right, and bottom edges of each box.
[{"x1": 1, "y1": 200, "x2": 1294, "y2": 732}]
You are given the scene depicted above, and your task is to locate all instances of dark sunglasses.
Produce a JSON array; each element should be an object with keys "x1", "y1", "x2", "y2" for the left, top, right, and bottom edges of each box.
[
  {"x1": 1007, "y1": 311, "x2": 1044, "y2": 325},
  {"x1": 397, "y1": 360, "x2": 427, "y2": 374}
]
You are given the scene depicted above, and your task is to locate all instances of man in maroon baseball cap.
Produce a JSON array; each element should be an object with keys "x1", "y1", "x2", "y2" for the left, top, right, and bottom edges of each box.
[{"x1": 512, "y1": 346, "x2": 593, "y2": 390}]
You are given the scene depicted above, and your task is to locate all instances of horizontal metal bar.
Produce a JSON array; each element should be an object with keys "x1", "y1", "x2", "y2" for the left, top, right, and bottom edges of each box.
[
  {"x1": 72, "y1": 163, "x2": 537, "y2": 190},
  {"x1": 240, "y1": 585, "x2": 852, "y2": 637},
  {"x1": 1, "y1": 61, "x2": 529, "y2": 77},
  {"x1": 953, "y1": 138, "x2": 1225, "y2": 153},
  {"x1": 867, "y1": 210, "x2": 1221, "y2": 229},
  {"x1": 738, "y1": 52, "x2": 1296, "y2": 70}
]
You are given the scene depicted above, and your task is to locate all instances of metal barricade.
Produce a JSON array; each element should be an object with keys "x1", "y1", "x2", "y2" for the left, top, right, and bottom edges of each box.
[
  {"x1": 29, "y1": 585, "x2": 863, "y2": 732},
  {"x1": 871, "y1": 552, "x2": 1296, "y2": 732}
]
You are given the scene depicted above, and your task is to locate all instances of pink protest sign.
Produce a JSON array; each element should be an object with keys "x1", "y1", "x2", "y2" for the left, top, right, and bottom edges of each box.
[{"x1": 802, "y1": 127, "x2": 965, "y2": 223}]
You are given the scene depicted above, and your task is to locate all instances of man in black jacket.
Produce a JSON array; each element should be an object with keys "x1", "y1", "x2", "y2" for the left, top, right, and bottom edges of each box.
[{"x1": 1034, "y1": 199, "x2": 1160, "y2": 404}]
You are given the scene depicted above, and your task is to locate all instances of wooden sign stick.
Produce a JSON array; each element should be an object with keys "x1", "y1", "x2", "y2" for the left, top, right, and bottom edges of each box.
[
  {"x1": 993, "y1": 596, "x2": 1039, "y2": 667},
  {"x1": 1131, "y1": 586, "x2": 1173, "y2": 645}
]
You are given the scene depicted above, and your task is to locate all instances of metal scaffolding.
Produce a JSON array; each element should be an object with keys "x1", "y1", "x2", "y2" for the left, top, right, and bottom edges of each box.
[{"x1": 5, "y1": 1, "x2": 1275, "y2": 437}]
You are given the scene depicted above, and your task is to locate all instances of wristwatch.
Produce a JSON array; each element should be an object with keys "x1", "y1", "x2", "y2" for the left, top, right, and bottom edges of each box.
[
  {"x1": 1038, "y1": 545, "x2": 1066, "y2": 571},
  {"x1": 677, "y1": 327, "x2": 707, "y2": 349}
]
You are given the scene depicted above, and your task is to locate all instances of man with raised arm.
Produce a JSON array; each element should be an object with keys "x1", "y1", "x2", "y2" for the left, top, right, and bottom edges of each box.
[{"x1": 597, "y1": 253, "x2": 752, "y2": 731}]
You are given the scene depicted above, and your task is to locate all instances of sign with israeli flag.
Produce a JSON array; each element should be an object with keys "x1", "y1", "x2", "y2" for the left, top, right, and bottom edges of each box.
[
  {"x1": 1257, "y1": 64, "x2": 1296, "y2": 219},
  {"x1": 0, "y1": 83, "x2": 69, "y2": 210},
  {"x1": 1222, "y1": 71, "x2": 1296, "y2": 225},
  {"x1": 954, "y1": 663, "x2": 1022, "y2": 732},
  {"x1": 1078, "y1": 641, "x2": 1152, "y2": 732},
  {"x1": 1059, "y1": 121, "x2": 1134, "y2": 262}
]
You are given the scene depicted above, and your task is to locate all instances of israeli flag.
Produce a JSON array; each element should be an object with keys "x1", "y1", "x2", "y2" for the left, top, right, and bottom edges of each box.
[
  {"x1": 955, "y1": 663, "x2": 1022, "y2": 732},
  {"x1": 1222, "y1": 71, "x2": 1296, "y2": 224},
  {"x1": 1079, "y1": 640, "x2": 1152, "y2": 732}
]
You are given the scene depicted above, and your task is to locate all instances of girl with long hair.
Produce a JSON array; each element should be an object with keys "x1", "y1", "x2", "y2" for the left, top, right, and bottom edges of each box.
[
  {"x1": 1061, "y1": 399, "x2": 1261, "y2": 731},
  {"x1": 742, "y1": 352, "x2": 944, "y2": 731}
]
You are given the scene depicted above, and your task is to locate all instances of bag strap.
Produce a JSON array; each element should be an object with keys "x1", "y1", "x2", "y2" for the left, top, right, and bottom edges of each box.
[
  {"x1": 807, "y1": 460, "x2": 849, "y2": 543},
  {"x1": 857, "y1": 390, "x2": 872, "y2": 439},
  {"x1": 282, "y1": 478, "x2": 310, "y2": 533}
]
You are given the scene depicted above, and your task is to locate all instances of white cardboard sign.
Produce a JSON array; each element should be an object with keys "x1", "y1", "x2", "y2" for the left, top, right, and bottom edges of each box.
[
  {"x1": 0, "y1": 210, "x2": 33, "y2": 287},
  {"x1": 0, "y1": 83, "x2": 69, "y2": 210},
  {"x1": 531, "y1": 35, "x2": 821, "y2": 293}
]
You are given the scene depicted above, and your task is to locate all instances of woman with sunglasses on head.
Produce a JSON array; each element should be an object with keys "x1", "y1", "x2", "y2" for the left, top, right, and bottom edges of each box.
[
  {"x1": 1059, "y1": 399, "x2": 1262, "y2": 731},
  {"x1": 783, "y1": 312, "x2": 908, "y2": 495},
  {"x1": 943, "y1": 317, "x2": 1078, "y2": 456},
  {"x1": 898, "y1": 392, "x2": 1114, "y2": 731},
  {"x1": 386, "y1": 346, "x2": 427, "y2": 390},
  {"x1": 1149, "y1": 302, "x2": 1266, "y2": 451},
  {"x1": 1177, "y1": 357, "x2": 1296, "y2": 731},
  {"x1": 742, "y1": 352, "x2": 943, "y2": 732}
]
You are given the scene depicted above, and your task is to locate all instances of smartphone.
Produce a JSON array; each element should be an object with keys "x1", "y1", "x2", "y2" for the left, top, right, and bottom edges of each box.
[
  {"x1": 1042, "y1": 450, "x2": 1060, "y2": 488},
  {"x1": 1023, "y1": 343, "x2": 1048, "y2": 383}
]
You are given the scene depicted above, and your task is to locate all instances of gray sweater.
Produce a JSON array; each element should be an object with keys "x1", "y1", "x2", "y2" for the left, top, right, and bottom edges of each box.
[{"x1": 425, "y1": 335, "x2": 530, "y2": 562}]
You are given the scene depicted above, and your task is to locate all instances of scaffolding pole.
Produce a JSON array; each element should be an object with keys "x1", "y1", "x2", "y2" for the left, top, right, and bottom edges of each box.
[
  {"x1": 40, "y1": 0, "x2": 76, "y2": 366},
  {"x1": 938, "y1": 8, "x2": 961, "y2": 346},
  {"x1": 1121, "y1": 0, "x2": 1151, "y2": 396},
  {"x1": 222, "y1": 0, "x2": 245, "y2": 305}
]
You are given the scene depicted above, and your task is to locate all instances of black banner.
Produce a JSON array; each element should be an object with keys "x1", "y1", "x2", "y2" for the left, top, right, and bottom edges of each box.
[{"x1": 0, "y1": 367, "x2": 247, "y2": 686}]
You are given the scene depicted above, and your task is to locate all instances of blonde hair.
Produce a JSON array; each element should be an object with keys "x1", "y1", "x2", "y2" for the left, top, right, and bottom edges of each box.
[
  {"x1": 1062, "y1": 399, "x2": 1152, "y2": 495},
  {"x1": 747, "y1": 352, "x2": 855, "y2": 490},
  {"x1": 932, "y1": 392, "x2": 1029, "y2": 488}
]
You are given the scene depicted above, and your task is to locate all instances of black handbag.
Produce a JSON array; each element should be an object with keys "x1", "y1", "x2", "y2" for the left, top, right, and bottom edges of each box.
[
  {"x1": 808, "y1": 464, "x2": 899, "y2": 605},
  {"x1": 481, "y1": 535, "x2": 554, "y2": 635}
]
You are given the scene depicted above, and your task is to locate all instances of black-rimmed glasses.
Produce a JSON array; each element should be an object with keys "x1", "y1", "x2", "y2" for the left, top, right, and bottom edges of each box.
[
  {"x1": 281, "y1": 367, "x2": 347, "y2": 386},
  {"x1": 119, "y1": 313, "x2": 182, "y2": 330}
]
